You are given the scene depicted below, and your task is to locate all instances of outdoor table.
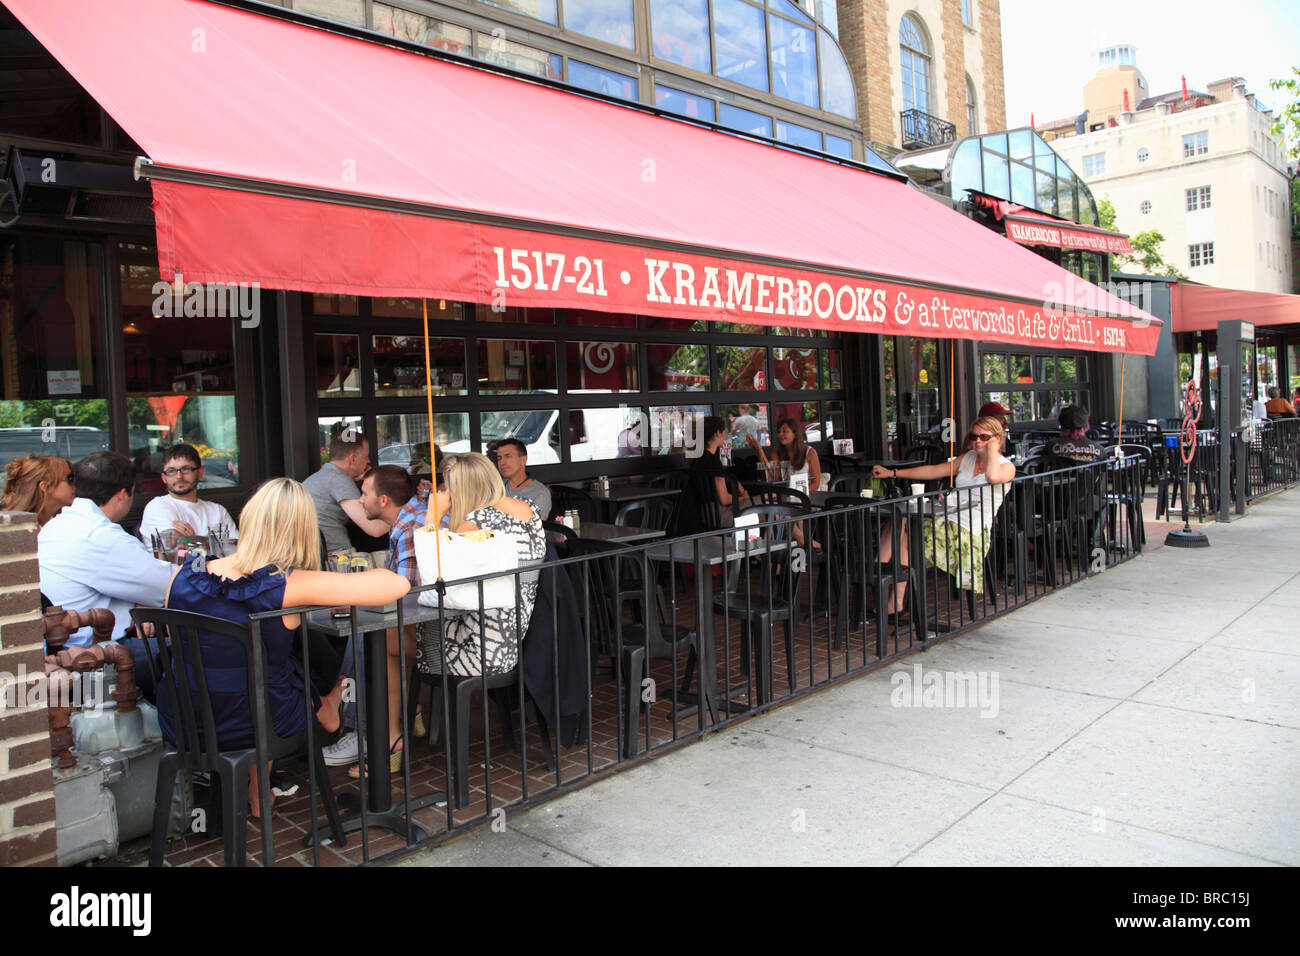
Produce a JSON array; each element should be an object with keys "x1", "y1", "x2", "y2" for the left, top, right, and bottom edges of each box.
[
  {"x1": 545, "y1": 522, "x2": 665, "y2": 546},
  {"x1": 305, "y1": 558, "x2": 544, "y2": 840},
  {"x1": 644, "y1": 534, "x2": 789, "y2": 723}
]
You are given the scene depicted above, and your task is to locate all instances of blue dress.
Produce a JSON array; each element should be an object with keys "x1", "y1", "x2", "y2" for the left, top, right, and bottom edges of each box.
[{"x1": 157, "y1": 556, "x2": 307, "y2": 750}]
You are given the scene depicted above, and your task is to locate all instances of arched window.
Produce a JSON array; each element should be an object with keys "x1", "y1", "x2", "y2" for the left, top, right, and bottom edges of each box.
[
  {"x1": 899, "y1": 15, "x2": 931, "y2": 115},
  {"x1": 965, "y1": 75, "x2": 978, "y2": 135}
]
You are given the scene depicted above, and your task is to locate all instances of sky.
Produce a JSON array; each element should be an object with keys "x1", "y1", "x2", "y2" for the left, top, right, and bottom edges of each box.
[{"x1": 998, "y1": 0, "x2": 1300, "y2": 134}]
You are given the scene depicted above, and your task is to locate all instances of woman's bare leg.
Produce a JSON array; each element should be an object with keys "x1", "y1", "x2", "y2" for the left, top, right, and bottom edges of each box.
[{"x1": 385, "y1": 625, "x2": 420, "y2": 750}]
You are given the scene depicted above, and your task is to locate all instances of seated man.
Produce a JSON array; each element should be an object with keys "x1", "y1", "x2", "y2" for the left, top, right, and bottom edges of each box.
[
  {"x1": 324, "y1": 465, "x2": 425, "y2": 767},
  {"x1": 493, "y1": 438, "x2": 551, "y2": 520},
  {"x1": 39, "y1": 452, "x2": 175, "y2": 692},
  {"x1": 1044, "y1": 405, "x2": 1105, "y2": 469},
  {"x1": 138, "y1": 443, "x2": 237, "y2": 544},
  {"x1": 303, "y1": 432, "x2": 390, "y2": 554}
]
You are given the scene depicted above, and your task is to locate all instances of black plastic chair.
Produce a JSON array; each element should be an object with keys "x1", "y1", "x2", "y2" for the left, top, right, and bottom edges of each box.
[
  {"x1": 420, "y1": 665, "x2": 524, "y2": 809},
  {"x1": 551, "y1": 485, "x2": 596, "y2": 524},
  {"x1": 903, "y1": 442, "x2": 944, "y2": 467},
  {"x1": 829, "y1": 471, "x2": 871, "y2": 494},
  {"x1": 613, "y1": 496, "x2": 673, "y2": 532},
  {"x1": 818, "y1": 496, "x2": 907, "y2": 657},
  {"x1": 744, "y1": 481, "x2": 811, "y2": 508},
  {"x1": 131, "y1": 607, "x2": 346, "y2": 867},
  {"x1": 541, "y1": 518, "x2": 577, "y2": 558},
  {"x1": 568, "y1": 538, "x2": 698, "y2": 757}
]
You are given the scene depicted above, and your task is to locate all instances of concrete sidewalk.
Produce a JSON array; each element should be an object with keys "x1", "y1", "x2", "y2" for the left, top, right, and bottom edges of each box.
[{"x1": 397, "y1": 487, "x2": 1300, "y2": 867}]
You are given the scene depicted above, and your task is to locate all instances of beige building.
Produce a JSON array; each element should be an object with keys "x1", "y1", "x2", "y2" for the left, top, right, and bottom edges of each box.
[
  {"x1": 836, "y1": 0, "x2": 1006, "y2": 154},
  {"x1": 1042, "y1": 48, "x2": 1293, "y2": 294}
]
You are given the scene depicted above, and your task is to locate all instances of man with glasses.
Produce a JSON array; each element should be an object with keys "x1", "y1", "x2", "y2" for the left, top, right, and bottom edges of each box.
[{"x1": 139, "y1": 444, "x2": 238, "y2": 544}]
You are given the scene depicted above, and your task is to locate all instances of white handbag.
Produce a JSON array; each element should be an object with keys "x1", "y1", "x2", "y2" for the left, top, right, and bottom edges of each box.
[{"x1": 414, "y1": 526, "x2": 519, "y2": 610}]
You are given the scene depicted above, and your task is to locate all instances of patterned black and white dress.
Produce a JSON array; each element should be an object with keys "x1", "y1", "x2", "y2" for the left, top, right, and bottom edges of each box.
[{"x1": 416, "y1": 504, "x2": 545, "y2": 677}]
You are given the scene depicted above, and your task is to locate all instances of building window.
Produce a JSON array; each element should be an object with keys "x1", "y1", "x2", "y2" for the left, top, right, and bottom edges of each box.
[
  {"x1": 1182, "y1": 131, "x2": 1208, "y2": 157},
  {"x1": 650, "y1": 0, "x2": 712, "y2": 72},
  {"x1": 1137, "y1": 148, "x2": 1149, "y2": 162},
  {"x1": 1185, "y1": 185, "x2": 1211, "y2": 211},
  {"x1": 966, "y1": 75, "x2": 978, "y2": 135},
  {"x1": 1140, "y1": 200, "x2": 1152, "y2": 214},
  {"x1": 714, "y1": 0, "x2": 769, "y2": 93},
  {"x1": 961, "y1": 0, "x2": 974, "y2": 27},
  {"x1": 1082, "y1": 152, "x2": 1105, "y2": 176},
  {"x1": 979, "y1": 350, "x2": 1091, "y2": 426},
  {"x1": 564, "y1": 0, "x2": 635, "y2": 49},
  {"x1": 899, "y1": 14, "x2": 932, "y2": 115},
  {"x1": 654, "y1": 84, "x2": 716, "y2": 121},
  {"x1": 1188, "y1": 242, "x2": 1215, "y2": 267}
]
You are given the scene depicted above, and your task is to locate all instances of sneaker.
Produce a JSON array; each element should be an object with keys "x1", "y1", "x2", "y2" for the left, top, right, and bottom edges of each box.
[{"x1": 322, "y1": 731, "x2": 359, "y2": 766}]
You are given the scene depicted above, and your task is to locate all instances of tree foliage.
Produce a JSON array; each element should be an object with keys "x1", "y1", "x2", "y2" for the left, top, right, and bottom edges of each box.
[
  {"x1": 1097, "y1": 197, "x2": 1188, "y2": 279},
  {"x1": 1269, "y1": 67, "x2": 1300, "y2": 162}
]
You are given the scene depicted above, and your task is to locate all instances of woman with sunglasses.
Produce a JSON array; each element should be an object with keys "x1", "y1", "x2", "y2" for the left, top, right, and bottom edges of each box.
[
  {"x1": 871, "y1": 416, "x2": 1015, "y2": 613},
  {"x1": 2, "y1": 454, "x2": 77, "y2": 527}
]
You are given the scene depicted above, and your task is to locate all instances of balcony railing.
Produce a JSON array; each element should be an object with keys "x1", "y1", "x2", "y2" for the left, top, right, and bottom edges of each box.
[{"x1": 900, "y1": 108, "x2": 956, "y2": 150}]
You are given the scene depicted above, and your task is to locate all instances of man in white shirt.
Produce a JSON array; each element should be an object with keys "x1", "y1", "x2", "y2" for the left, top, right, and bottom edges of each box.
[
  {"x1": 138, "y1": 444, "x2": 237, "y2": 544},
  {"x1": 39, "y1": 452, "x2": 175, "y2": 650}
]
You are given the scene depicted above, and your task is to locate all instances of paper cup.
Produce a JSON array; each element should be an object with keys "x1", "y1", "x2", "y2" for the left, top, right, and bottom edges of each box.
[{"x1": 910, "y1": 483, "x2": 925, "y2": 497}]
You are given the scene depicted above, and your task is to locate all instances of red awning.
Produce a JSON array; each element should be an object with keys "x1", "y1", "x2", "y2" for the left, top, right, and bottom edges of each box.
[
  {"x1": 1171, "y1": 282, "x2": 1300, "y2": 333},
  {"x1": 8, "y1": 0, "x2": 1161, "y2": 355},
  {"x1": 972, "y1": 195, "x2": 1134, "y2": 255}
]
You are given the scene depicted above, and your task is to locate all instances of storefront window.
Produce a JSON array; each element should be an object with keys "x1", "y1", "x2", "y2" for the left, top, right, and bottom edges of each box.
[
  {"x1": 823, "y1": 400, "x2": 845, "y2": 443},
  {"x1": 651, "y1": 0, "x2": 712, "y2": 71},
  {"x1": 473, "y1": 304, "x2": 555, "y2": 324},
  {"x1": 714, "y1": 0, "x2": 769, "y2": 92},
  {"x1": 649, "y1": 404, "x2": 709, "y2": 454},
  {"x1": 568, "y1": 60, "x2": 638, "y2": 101},
  {"x1": 318, "y1": 416, "x2": 362, "y2": 467},
  {"x1": 312, "y1": 294, "x2": 359, "y2": 315},
  {"x1": 824, "y1": 349, "x2": 842, "y2": 389},
  {"x1": 376, "y1": 412, "x2": 469, "y2": 467},
  {"x1": 475, "y1": 34, "x2": 562, "y2": 79},
  {"x1": 372, "y1": 4, "x2": 471, "y2": 54},
  {"x1": 771, "y1": 401, "x2": 819, "y2": 438},
  {"x1": 981, "y1": 350, "x2": 1090, "y2": 426},
  {"x1": 121, "y1": 243, "x2": 239, "y2": 488},
  {"x1": 477, "y1": 339, "x2": 558, "y2": 393},
  {"x1": 644, "y1": 314, "x2": 710, "y2": 332},
  {"x1": 717, "y1": 346, "x2": 767, "y2": 391},
  {"x1": 564, "y1": 308, "x2": 636, "y2": 328},
  {"x1": 372, "y1": 298, "x2": 462, "y2": 320},
  {"x1": 482, "y1": 0, "x2": 557, "y2": 25},
  {"x1": 374, "y1": 335, "x2": 467, "y2": 397},
  {"x1": 656, "y1": 84, "x2": 717, "y2": 121},
  {"x1": 565, "y1": 0, "x2": 635, "y2": 49},
  {"x1": 818, "y1": 29, "x2": 855, "y2": 118},
  {"x1": 771, "y1": 348, "x2": 818, "y2": 389},
  {"x1": 316, "y1": 334, "x2": 361, "y2": 397},
  {"x1": 647, "y1": 343, "x2": 709, "y2": 390},
  {"x1": 570, "y1": 406, "x2": 640, "y2": 461},
  {"x1": 0, "y1": 237, "x2": 110, "y2": 468},
  {"x1": 479, "y1": 409, "x2": 561, "y2": 464},
  {"x1": 724, "y1": 402, "x2": 769, "y2": 448},
  {"x1": 768, "y1": 14, "x2": 818, "y2": 108},
  {"x1": 565, "y1": 342, "x2": 640, "y2": 392}
]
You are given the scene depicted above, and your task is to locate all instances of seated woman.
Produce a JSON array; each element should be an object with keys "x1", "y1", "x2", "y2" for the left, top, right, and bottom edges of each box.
[
  {"x1": 415, "y1": 451, "x2": 546, "y2": 678},
  {"x1": 746, "y1": 418, "x2": 822, "y2": 491},
  {"x1": 159, "y1": 477, "x2": 410, "y2": 816},
  {"x1": 2, "y1": 454, "x2": 76, "y2": 527},
  {"x1": 871, "y1": 416, "x2": 1015, "y2": 612}
]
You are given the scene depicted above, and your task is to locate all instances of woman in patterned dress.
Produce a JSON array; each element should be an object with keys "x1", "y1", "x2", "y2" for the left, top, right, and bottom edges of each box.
[
  {"x1": 871, "y1": 416, "x2": 1015, "y2": 612},
  {"x1": 417, "y1": 452, "x2": 546, "y2": 678}
]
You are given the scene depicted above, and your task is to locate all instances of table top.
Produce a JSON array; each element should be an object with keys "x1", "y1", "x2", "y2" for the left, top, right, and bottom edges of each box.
[
  {"x1": 645, "y1": 535, "x2": 789, "y2": 566},
  {"x1": 558, "y1": 483, "x2": 683, "y2": 504},
  {"x1": 546, "y1": 522, "x2": 666, "y2": 544}
]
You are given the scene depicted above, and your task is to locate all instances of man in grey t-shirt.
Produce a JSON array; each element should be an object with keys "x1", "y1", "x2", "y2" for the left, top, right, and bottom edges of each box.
[
  {"x1": 302, "y1": 433, "x2": 391, "y2": 552},
  {"x1": 493, "y1": 438, "x2": 551, "y2": 520}
]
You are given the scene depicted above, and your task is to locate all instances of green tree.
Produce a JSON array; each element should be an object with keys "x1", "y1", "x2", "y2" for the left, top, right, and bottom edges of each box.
[
  {"x1": 1097, "y1": 197, "x2": 1188, "y2": 279},
  {"x1": 1269, "y1": 67, "x2": 1300, "y2": 162}
]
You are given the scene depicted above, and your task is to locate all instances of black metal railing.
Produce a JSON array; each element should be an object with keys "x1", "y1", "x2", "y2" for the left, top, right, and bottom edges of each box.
[
  {"x1": 1242, "y1": 417, "x2": 1300, "y2": 501},
  {"x1": 900, "y1": 108, "x2": 956, "y2": 149},
  {"x1": 149, "y1": 456, "x2": 1145, "y2": 866}
]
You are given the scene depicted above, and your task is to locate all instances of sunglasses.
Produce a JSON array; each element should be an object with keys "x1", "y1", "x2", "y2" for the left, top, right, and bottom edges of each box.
[
  {"x1": 968, "y1": 433, "x2": 996, "y2": 443},
  {"x1": 62, "y1": 473, "x2": 75, "y2": 485}
]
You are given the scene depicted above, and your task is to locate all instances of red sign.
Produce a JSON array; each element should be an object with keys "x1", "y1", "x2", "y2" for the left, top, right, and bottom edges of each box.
[{"x1": 1006, "y1": 218, "x2": 1134, "y2": 255}]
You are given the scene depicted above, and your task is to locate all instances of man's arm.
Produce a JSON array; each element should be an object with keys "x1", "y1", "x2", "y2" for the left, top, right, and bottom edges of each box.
[
  {"x1": 136, "y1": 497, "x2": 171, "y2": 543},
  {"x1": 340, "y1": 498, "x2": 391, "y2": 537},
  {"x1": 534, "y1": 483, "x2": 553, "y2": 522}
]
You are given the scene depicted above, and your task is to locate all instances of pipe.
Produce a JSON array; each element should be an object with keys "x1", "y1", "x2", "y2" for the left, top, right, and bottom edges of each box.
[
  {"x1": 42, "y1": 606, "x2": 114, "y2": 651},
  {"x1": 52, "y1": 644, "x2": 140, "y2": 715},
  {"x1": 42, "y1": 664, "x2": 76, "y2": 769}
]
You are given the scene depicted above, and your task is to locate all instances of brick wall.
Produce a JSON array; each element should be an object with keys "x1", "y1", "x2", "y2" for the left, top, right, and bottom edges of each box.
[
  {"x1": 0, "y1": 511, "x2": 56, "y2": 866},
  {"x1": 838, "y1": 0, "x2": 896, "y2": 147},
  {"x1": 978, "y1": 0, "x2": 1007, "y2": 131},
  {"x1": 939, "y1": 0, "x2": 967, "y2": 136}
]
